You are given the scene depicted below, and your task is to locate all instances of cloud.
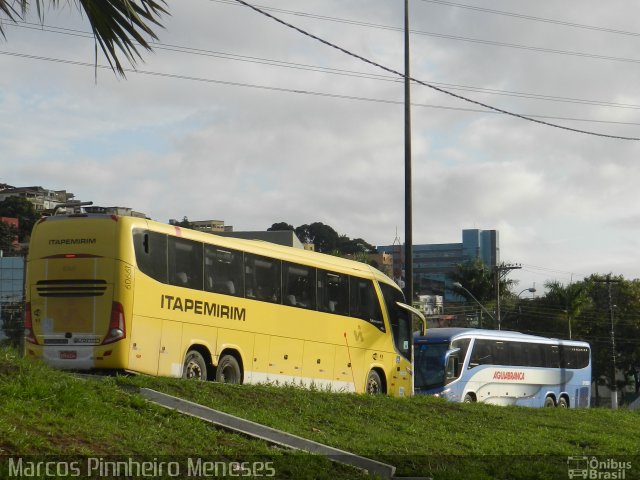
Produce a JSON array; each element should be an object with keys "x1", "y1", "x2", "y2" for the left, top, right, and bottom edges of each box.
[{"x1": 2, "y1": 0, "x2": 640, "y2": 290}]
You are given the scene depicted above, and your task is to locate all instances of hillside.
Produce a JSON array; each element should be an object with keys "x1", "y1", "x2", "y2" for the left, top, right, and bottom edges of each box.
[{"x1": 1, "y1": 347, "x2": 639, "y2": 479}]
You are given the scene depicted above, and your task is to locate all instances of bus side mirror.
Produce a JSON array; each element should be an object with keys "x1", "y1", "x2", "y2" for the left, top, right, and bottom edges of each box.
[
  {"x1": 445, "y1": 356, "x2": 459, "y2": 381},
  {"x1": 445, "y1": 347, "x2": 461, "y2": 383}
]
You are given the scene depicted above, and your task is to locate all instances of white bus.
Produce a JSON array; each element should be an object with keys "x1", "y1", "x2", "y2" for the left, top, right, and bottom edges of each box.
[{"x1": 414, "y1": 328, "x2": 591, "y2": 407}]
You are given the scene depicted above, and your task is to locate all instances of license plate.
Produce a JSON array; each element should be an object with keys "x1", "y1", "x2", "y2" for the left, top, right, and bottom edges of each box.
[{"x1": 59, "y1": 351, "x2": 77, "y2": 360}]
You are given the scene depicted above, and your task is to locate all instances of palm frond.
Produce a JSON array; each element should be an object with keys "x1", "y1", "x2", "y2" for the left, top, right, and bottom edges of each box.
[{"x1": 0, "y1": 0, "x2": 168, "y2": 76}]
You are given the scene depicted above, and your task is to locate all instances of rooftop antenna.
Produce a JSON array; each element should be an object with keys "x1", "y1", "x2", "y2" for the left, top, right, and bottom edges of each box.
[{"x1": 393, "y1": 227, "x2": 401, "y2": 246}]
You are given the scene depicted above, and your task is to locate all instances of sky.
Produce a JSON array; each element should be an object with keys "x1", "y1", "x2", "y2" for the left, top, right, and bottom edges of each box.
[{"x1": 2, "y1": 0, "x2": 640, "y2": 293}]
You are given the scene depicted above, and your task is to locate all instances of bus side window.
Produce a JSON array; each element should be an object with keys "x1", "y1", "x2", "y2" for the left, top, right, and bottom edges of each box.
[
  {"x1": 445, "y1": 355, "x2": 460, "y2": 384},
  {"x1": 544, "y1": 345, "x2": 560, "y2": 368},
  {"x1": 317, "y1": 270, "x2": 349, "y2": 315},
  {"x1": 468, "y1": 339, "x2": 492, "y2": 368},
  {"x1": 283, "y1": 262, "x2": 316, "y2": 309},
  {"x1": 245, "y1": 254, "x2": 281, "y2": 304},
  {"x1": 350, "y1": 277, "x2": 384, "y2": 331},
  {"x1": 204, "y1": 245, "x2": 244, "y2": 297},
  {"x1": 451, "y1": 338, "x2": 471, "y2": 368},
  {"x1": 493, "y1": 341, "x2": 508, "y2": 366},
  {"x1": 168, "y1": 237, "x2": 203, "y2": 290},
  {"x1": 133, "y1": 229, "x2": 168, "y2": 284}
]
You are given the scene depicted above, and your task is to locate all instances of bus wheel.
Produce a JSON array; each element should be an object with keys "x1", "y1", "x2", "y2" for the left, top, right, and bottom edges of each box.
[
  {"x1": 558, "y1": 397, "x2": 569, "y2": 408},
  {"x1": 463, "y1": 393, "x2": 476, "y2": 403},
  {"x1": 544, "y1": 396, "x2": 556, "y2": 407},
  {"x1": 216, "y1": 354, "x2": 242, "y2": 384},
  {"x1": 366, "y1": 370, "x2": 383, "y2": 394},
  {"x1": 183, "y1": 350, "x2": 208, "y2": 380}
]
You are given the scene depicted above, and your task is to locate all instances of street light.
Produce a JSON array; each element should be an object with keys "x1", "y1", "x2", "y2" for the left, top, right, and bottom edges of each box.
[
  {"x1": 518, "y1": 287, "x2": 536, "y2": 298},
  {"x1": 452, "y1": 282, "x2": 496, "y2": 328}
]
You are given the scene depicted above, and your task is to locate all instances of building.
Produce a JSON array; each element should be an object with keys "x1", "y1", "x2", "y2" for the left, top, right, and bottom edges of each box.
[
  {"x1": 84, "y1": 206, "x2": 147, "y2": 218},
  {"x1": 0, "y1": 185, "x2": 75, "y2": 213},
  {"x1": 0, "y1": 255, "x2": 25, "y2": 341},
  {"x1": 216, "y1": 230, "x2": 304, "y2": 249},
  {"x1": 378, "y1": 229, "x2": 499, "y2": 299},
  {"x1": 364, "y1": 252, "x2": 393, "y2": 279}
]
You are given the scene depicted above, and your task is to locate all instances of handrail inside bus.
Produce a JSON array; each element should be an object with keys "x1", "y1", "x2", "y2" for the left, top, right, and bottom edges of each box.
[{"x1": 397, "y1": 302, "x2": 427, "y2": 336}]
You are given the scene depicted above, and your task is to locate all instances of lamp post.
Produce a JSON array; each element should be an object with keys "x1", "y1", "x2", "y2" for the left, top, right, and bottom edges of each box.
[
  {"x1": 403, "y1": 0, "x2": 413, "y2": 304},
  {"x1": 452, "y1": 282, "x2": 496, "y2": 328},
  {"x1": 518, "y1": 287, "x2": 536, "y2": 298}
]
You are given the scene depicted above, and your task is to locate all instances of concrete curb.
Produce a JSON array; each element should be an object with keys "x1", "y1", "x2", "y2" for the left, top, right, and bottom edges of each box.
[{"x1": 140, "y1": 388, "x2": 396, "y2": 478}]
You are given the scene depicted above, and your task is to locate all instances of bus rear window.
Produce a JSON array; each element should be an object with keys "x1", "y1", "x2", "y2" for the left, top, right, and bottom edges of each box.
[{"x1": 133, "y1": 229, "x2": 167, "y2": 283}]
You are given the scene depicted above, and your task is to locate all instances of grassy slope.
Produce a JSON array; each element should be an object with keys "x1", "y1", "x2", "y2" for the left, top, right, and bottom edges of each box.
[{"x1": 1, "y1": 347, "x2": 639, "y2": 479}]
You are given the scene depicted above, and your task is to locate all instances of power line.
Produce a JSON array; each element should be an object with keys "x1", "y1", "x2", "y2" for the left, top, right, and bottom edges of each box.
[
  {"x1": 11, "y1": 20, "x2": 640, "y2": 114},
  {"x1": 211, "y1": 0, "x2": 640, "y2": 67},
  {"x1": 232, "y1": 0, "x2": 640, "y2": 141},
  {"x1": 5, "y1": 49, "x2": 640, "y2": 128},
  {"x1": 418, "y1": 0, "x2": 640, "y2": 38}
]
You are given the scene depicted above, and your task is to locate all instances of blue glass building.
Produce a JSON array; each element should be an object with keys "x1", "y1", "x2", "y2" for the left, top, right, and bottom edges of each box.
[{"x1": 377, "y1": 229, "x2": 499, "y2": 299}]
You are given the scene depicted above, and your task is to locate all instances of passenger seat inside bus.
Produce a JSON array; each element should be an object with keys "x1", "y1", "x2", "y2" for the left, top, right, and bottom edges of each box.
[{"x1": 209, "y1": 278, "x2": 235, "y2": 295}]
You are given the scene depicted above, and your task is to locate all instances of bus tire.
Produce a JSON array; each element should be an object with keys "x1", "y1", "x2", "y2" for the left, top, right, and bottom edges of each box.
[
  {"x1": 215, "y1": 354, "x2": 242, "y2": 384},
  {"x1": 183, "y1": 350, "x2": 208, "y2": 381},
  {"x1": 463, "y1": 393, "x2": 476, "y2": 403},
  {"x1": 366, "y1": 370, "x2": 383, "y2": 395},
  {"x1": 544, "y1": 396, "x2": 556, "y2": 407},
  {"x1": 558, "y1": 396, "x2": 569, "y2": 408}
]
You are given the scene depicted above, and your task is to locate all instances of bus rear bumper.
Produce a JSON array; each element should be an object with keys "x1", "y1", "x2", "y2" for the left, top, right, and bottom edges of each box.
[{"x1": 40, "y1": 346, "x2": 96, "y2": 370}]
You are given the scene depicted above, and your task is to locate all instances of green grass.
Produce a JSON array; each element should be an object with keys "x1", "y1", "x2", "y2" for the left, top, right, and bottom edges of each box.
[{"x1": 1, "y1": 346, "x2": 639, "y2": 479}]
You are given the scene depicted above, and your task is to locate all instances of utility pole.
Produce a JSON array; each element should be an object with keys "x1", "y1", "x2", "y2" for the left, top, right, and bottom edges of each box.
[
  {"x1": 608, "y1": 278, "x2": 618, "y2": 410},
  {"x1": 403, "y1": 0, "x2": 413, "y2": 304},
  {"x1": 494, "y1": 263, "x2": 521, "y2": 330},
  {"x1": 594, "y1": 275, "x2": 620, "y2": 409}
]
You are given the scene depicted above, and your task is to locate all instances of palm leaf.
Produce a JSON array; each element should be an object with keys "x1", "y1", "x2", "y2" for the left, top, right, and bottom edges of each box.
[{"x1": 0, "y1": 0, "x2": 168, "y2": 76}]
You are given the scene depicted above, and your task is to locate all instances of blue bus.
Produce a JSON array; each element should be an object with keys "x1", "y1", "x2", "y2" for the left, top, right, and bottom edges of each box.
[{"x1": 414, "y1": 328, "x2": 591, "y2": 408}]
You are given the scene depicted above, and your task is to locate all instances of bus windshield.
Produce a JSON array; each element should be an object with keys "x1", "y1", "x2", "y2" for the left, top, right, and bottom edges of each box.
[
  {"x1": 380, "y1": 283, "x2": 412, "y2": 361},
  {"x1": 414, "y1": 342, "x2": 449, "y2": 391}
]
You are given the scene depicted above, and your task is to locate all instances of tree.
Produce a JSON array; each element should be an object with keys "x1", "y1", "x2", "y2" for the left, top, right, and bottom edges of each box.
[
  {"x1": 0, "y1": 301, "x2": 23, "y2": 347},
  {"x1": 0, "y1": 196, "x2": 40, "y2": 242},
  {"x1": 0, "y1": 0, "x2": 167, "y2": 76},
  {"x1": 267, "y1": 222, "x2": 294, "y2": 232},
  {"x1": 543, "y1": 279, "x2": 590, "y2": 339},
  {"x1": 174, "y1": 216, "x2": 193, "y2": 228},
  {"x1": 294, "y1": 223, "x2": 339, "y2": 253},
  {"x1": 0, "y1": 221, "x2": 18, "y2": 254},
  {"x1": 448, "y1": 259, "x2": 498, "y2": 303},
  {"x1": 336, "y1": 235, "x2": 375, "y2": 255},
  {"x1": 578, "y1": 276, "x2": 640, "y2": 402},
  {"x1": 514, "y1": 275, "x2": 640, "y2": 405}
]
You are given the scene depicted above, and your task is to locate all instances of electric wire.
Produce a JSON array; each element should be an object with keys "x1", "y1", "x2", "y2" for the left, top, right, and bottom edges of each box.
[
  {"x1": 5, "y1": 49, "x2": 640, "y2": 129},
  {"x1": 418, "y1": 0, "x2": 640, "y2": 38},
  {"x1": 212, "y1": 0, "x2": 640, "y2": 67},
  {"x1": 12, "y1": 3, "x2": 638, "y2": 133},
  {"x1": 232, "y1": 0, "x2": 640, "y2": 141},
  {"x1": 12, "y1": 20, "x2": 640, "y2": 113}
]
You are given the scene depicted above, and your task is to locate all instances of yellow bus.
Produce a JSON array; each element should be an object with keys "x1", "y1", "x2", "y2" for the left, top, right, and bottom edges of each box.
[{"x1": 25, "y1": 213, "x2": 424, "y2": 396}]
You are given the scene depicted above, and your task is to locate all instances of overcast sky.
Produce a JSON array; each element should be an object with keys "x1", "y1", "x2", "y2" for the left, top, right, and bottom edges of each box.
[{"x1": 2, "y1": 0, "x2": 640, "y2": 292}]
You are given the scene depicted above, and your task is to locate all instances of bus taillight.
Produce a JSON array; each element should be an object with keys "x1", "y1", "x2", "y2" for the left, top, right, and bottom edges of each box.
[
  {"x1": 102, "y1": 302, "x2": 126, "y2": 345},
  {"x1": 24, "y1": 302, "x2": 38, "y2": 345}
]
